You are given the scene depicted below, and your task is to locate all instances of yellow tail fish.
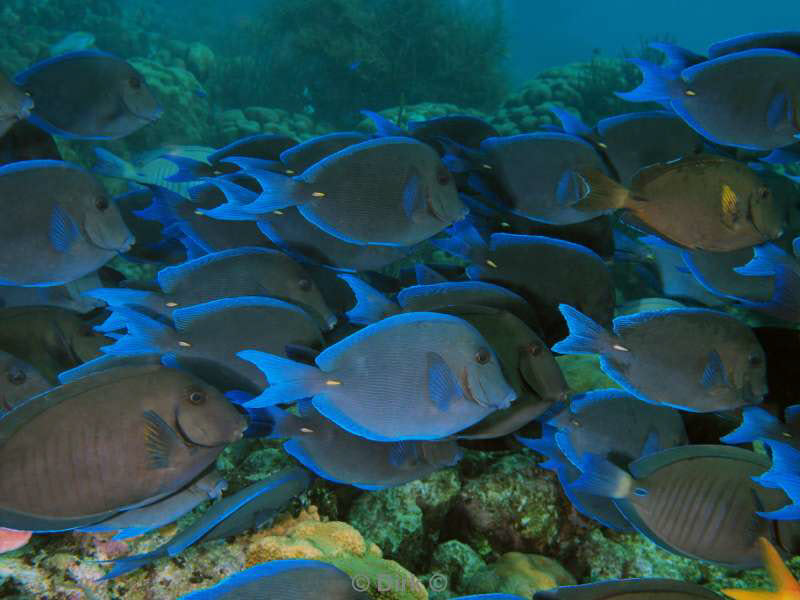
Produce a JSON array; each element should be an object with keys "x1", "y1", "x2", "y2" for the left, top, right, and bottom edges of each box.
[{"x1": 722, "y1": 537, "x2": 800, "y2": 599}]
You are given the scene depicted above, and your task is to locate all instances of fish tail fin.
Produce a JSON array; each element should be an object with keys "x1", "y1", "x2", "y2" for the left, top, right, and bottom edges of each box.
[
  {"x1": 132, "y1": 188, "x2": 181, "y2": 228},
  {"x1": 549, "y1": 106, "x2": 592, "y2": 137},
  {"x1": 551, "y1": 304, "x2": 614, "y2": 355},
  {"x1": 571, "y1": 169, "x2": 630, "y2": 213},
  {"x1": 734, "y1": 244, "x2": 800, "y2": 319},
  {"x1": 720, "y1": 407, "x2": 780, "y2": 445},
  {"x1": 432, "y1": 219, "x2": 486, "y2": 260},
  {"x1": 97, "y1": 553, "x2": 158, "y2": 581},
  {"x1": 162, "y1": 155, "x2": 208, "y2": 182},
  {"x1": 570, "y1": 453, "x2": 633, "y2": 499},
  {"x1": 237, "y1": 351, "x2": 327, "y2": 406},
  {"x1": 82, "y1": 287, "x2": 161, "y2": 313},
  {"x1": 360, "y1": 109, "x2": 406, "y2": 136},
  {"x1": 242, "y1": 171, "x2": 308, "y2": 213},
  {"x1": 338, "y1": 274, "x2": 399, "y2": 324},
  {"x1": 92, "y1": 147, "x2": 135, "y2": 180},
  {"x1": 752, "y1": 440, "x2": 800, "y2": 505},
  {"x1": 615, "y1": 58, "x2": 680, "y2": 103},
  {"x1": 414, "y1": 264, "x2": 447, "y2": 285},
  {"x1": 101, "y1": 307, "x2": 175, "y2": 356},
  {"x1": 649, "y1": 42, "x2": 705, "y2": 71}
]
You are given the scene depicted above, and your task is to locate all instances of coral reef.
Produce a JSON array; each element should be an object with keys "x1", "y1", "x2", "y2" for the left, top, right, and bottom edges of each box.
[{"x1": 491, "y1": 58, "x2": 657, "y2": 135}]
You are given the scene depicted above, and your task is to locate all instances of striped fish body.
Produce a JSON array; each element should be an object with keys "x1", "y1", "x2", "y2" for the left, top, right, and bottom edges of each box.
[
  {"x1": 0, "y1": 365, "x2": 240, "y2": 531},
  {"x1": 619, "y1": 445, "x2": 789, "y2": 567}
]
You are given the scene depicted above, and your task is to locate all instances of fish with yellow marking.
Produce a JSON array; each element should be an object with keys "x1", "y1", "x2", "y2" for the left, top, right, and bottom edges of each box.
[
  {"x1": 722, "y1": 537, "x2": 800, "y2": 599},
  {"x1": 572, "y1": 155, "x2": 785, "y2": 252}
]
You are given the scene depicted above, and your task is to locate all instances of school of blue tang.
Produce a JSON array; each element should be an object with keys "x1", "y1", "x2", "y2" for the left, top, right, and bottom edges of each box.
[{"x1": 5, "y1": 26, "x2": 800, "y2": 599}]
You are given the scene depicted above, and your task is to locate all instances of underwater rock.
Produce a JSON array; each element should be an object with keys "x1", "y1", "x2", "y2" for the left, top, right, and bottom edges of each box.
[
  {"x1": 186, "y1": 42, "x2": 215, "y2": 81},
  {"x1": 464, "y1": 551, "x2": 575, "y2": 596},
  {"x1": 0, "y1": 506, "x2": 425, "y2": 600},
  {"x1": 428, "y1": 539, "x2": 487, "y2": 595},
  {"x1": 447, "y1": 453, "x2": 565, "y2": 560},
  {"x1": 347, "y1": 469, "x2": 461, "y2": 572},
  {"x1": 491, "y1": 58, "x2": 651, "y2": 136}
]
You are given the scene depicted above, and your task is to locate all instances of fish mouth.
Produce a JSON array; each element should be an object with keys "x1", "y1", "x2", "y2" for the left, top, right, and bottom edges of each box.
[
  {"x1": 324, "y1": 313, "x2": 338, "y2": 331},
  {"x1": 174, "y1": 407, "x2": 241, "y2": 448}
]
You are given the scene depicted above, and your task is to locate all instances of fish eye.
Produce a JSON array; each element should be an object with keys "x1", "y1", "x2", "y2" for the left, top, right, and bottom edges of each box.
[
  {"x1": 129, "y1": 77, "x2": 142, "y2": 90},
  {"x1": 524, "y1": 342, "x2": 541, "y2": 356},
  {"x1": 633, "y1": 487, "x2": 649, "y2": 497},
  {"x1": 298, "y1": 278, "x2": 312, "y2": 292},
  {"x1": 95, "y1": 197, "x2": 109, "y2": 211},
  {"x1": 188, "y1": 390, "x2": 206, "y2": 405},
  {"x1": 436, "y1": 166, "x2": 450, "y2": 185},
  {"x1": 474, "y1": 347, "x2": 490, "y2": 364},
  {"x1": 6, "y1": 367, "x2": 25, "y2": 386}
]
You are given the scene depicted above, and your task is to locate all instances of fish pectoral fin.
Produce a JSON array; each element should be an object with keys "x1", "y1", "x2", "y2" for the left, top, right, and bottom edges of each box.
[
  {"x1": 426, "y1": 351, "x2": 459, "y2": 412},
  {"x1": 142, "y1": 410, "x2": 180, "y2": 469},
  {"x1": 49, "y1": 203, "x2": 79, "y2": 253},
  {"x1": 700, "y1": 350, "x2": 727, "y2": 389},
  {"x1": 721, "y1": 184, "x2": 741, "y2": 229},
  {"x1": 402, "y1": 168, "x2": 423, "y2": 220}
]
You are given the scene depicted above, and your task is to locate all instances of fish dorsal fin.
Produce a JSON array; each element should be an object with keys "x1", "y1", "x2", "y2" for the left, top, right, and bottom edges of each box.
[
  {"x1": 0, "y1": 365, "x2": 163, "y2": 448},
  {"x1": 172, "y1": 296, "x2": 307, "y2": 332},
  {"x1": 434, "y1": 303, "x2": 504, "y2": 318},
  {"x1": 631, "y1": 154, "x2": 722, "y2": 189},
  {"x1": 569, "y1": 389, "x2": 628, "y2": 413},
  {"x1": 156, "y1": 247, "x2": 274, "y2": 293},
  {"x1": 628, "y1": 444, "x2": 769, "y2": 479}
]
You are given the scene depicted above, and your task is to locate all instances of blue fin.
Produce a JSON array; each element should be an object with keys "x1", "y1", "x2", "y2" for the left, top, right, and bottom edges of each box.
[
  {"x1": 700, "y1": 350, "x2": 726, "y2": 389},
  {"x1": 785, "y1": 405, "x2": 800, "y2": 427},
  {"x1": 570, "y1": 453, "x2": 633, "y2": 498},
  {"x1": 551, "y1": 304, "x2": 613, "y2": 355},
  {"x1": 175, "y1": 233, "x2": 208, "y2": 260},
  {"x1": 720, "y1": 406, "x2": 780, "y2": 444},
  {"x1": 92, "y1": 147, "x2": 132, "y2": 179},
  {"x1": 734, "y1": 243, "x2": 788, "y2": 276},
  {"x1": 402, "y1": 170, "x2": 422, "y2": 218},
  {"x1": 173, "y1": 296, "x2": 306, "y2": 331},
  {"x1": 238, "y1": 351, "x2": 325, "y2": 407},
  {"x1": 143, "y1": 409, "x2": 180, "y2": 469},
  {"x1": 98, "y1": 551, "x2": 162, "y2": 580},
  {"x1": 162, "y1": 155, "x2": 208, "y2": 182},
  {"x1": 615, "y1": 58, "x2": 680, "y2": 103},
  {"x1": 451, "y1": 219, "x2": 488, "y2": 249},
  {"x1": 768, "y1": 92, "x2": 790, "y2": 131},
  {"x1": 198, "y1": 201, "x2": 259, "y2": 222},
  {"x1": 101, "y1": 307, "x2": 174, "y2": 356},
  {"x1": 641, "y1": 429, "x2": 660, "y2": 457},
  {"x1": 431, "y1": 235, "x2": 472, "y2": 259},
  {"x1": 649, "y1": 42, "x2": 706, "y2": 71},
  {"x1": 338, "y1": 274, "x2": 399, "y2": 324},
  {"x1": 414, "y1": 264, "x2": 447, "y2": 285},
  {"x1": 132, "y1": 188, "x2": 181, "y2": 227},
  {"x1": 754, "y1": 440, "x2": 800, "y2": 505},
  {"x1": 549, "y1": 106, "x2": 593, "y2": 137},
  {"x1": 82, "y1": 287, "x2": 156, "y2": 309},
  {"x1": 756, "y1": 503, "x2": 800, "y2": 521},
  {"x1": 360, "y1": 110, "x2": 406, "y2": 136},
  {"x1": 239, "y1": 171, "x2": 306, "y2": 213},
  {"x1": 189, "y1": 177, "x2": 258, "y2": 206},
  {"x1": 426, "y1": 351, "x2": 459, "y2": 412},
  {"x1": 49, "y1": 203, "x2": 79, "y2": 252}
]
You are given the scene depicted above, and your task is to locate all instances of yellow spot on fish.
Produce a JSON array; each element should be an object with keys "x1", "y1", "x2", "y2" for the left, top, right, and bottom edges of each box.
[
  {"x1": 300, "y1": 427, "x2": 314, "y2": 433},
  {"x1": 783, "y1": 431, "x2": 793, "y2": 438},
  {"x1": 272, "y1": 210, "x2": 284, "y2": 215},
  {"x1": 312, "y1": 191, "x2": 326, "y2": 198},
  {"x1": 194, "y1": 209, "x2": 204, "y2": 216},
  {"x1": 325, "y1": 379, "x2": 341, "y2": 386},
  {"x1": 597, "y1": 142, "x2": 608, "y2": 149},
  {"x1": 685, "y1": 89, "x2": 697, "y2": 96},
  {"x1": 285, "y1": 169, "x2": 296, "y2": 175},
  {"x1": 500, "y1": 222, "x2": 511, "y2": 228},
  {"x1": 721, "y1": 184, "x2": 738, "y2": 218},
  {"x1": 481, "y1": 163, "x2": 493, "y2": 170},
  {"x1": 485, "y1": 259, "x2": 498, "y2": 268},
  {"x1": 178, "y1": 341, "x2": 192, "y2": 348},
  {"x1": 612, "y1": 344, "x2": 630, "y2": 352},
  {"x1": 721, "y1": 537, "x2": 800, "y2": 599},
  {"x1": 213, "y1": 170, "x2": 222, "y2": 175},
  {"x1": 166, "y1": 302, "x2": 179, "y2": 308}
]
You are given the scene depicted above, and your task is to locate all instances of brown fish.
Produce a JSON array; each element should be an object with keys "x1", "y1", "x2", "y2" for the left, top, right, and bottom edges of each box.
[
  {"x1": 575, "y1": 155, "x2": 785, "y2": 251},
  {"x1": 0, "y1": 351, "x2": 50, "y2": 415},
  {"x1": 0, "y1": 306, "x2": 112, "y2": 383},
  {"x1": 534, "y1": 578, "x2": 724, "y2": 598},
  {"x1": 0, "y1": 365, "x2": 245, "y2": 531},
  {"x1": 0, "y1": 72, "x2": 32, "y2": 138}
]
